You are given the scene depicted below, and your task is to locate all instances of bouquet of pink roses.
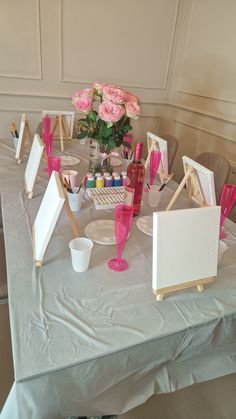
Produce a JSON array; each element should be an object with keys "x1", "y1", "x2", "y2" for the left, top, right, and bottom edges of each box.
[{"x1": 72, "y1": 82, "x2": 140, "y2": 152}]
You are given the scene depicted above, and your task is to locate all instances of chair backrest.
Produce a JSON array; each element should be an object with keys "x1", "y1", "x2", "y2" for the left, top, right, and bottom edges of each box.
[
  {"x1": 0, "y1": 228, "x2": 7, "y2": 301},
  {"x1": 195, "y1": 152, "x2": 230, "y2": 203},
  {"x1": 162, "y1": 134, "x2": 178, "y2": 171}
]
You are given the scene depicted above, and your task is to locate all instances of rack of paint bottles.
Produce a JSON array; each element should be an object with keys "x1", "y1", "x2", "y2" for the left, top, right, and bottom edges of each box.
[
  {"x1": 86, "y1": 171, "x2": 127, "y2": 209},
  {"x1": 86, "y1": 171, "x2": 127, "y2": 189}
]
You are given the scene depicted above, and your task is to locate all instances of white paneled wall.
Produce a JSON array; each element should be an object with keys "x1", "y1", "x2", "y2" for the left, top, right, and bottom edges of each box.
[{"x1": 0, "y1": 0, "x2": 236, "y2": 188}]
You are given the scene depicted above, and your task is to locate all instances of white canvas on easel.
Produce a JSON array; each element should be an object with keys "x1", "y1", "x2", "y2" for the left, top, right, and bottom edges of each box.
[
  {"x1": 15, "y1": 113, "x2": 33, "y2": 163},
  {"x1": 146, "y1": 132, "x2": 169, "y2": 177},
  {"x1": 152, "y1": 206, "x2": 221, "y2": 300},
  {"x1": 42, "y1": 110, "x2": 75, "y2": 151},
  {"x1": 33, "y1": 171, "x2": 65, "y2": 266},
  {"x1": 33, "y1": 171, "x2": 80, "y2": 266},
  {"x1": 166, "y1": 156, "x2": 217, "y2": 211},
  {"x1": 24, "y1": 134, "x2": 44, "y2": 199},
  {"x1": 182, "y1": 156, "x2": 216, "y2": 206}
]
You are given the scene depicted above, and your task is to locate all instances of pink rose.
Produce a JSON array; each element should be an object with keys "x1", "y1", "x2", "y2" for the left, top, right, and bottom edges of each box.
[
  {"x1": 124, "y1": 90, "x2": 139, "y2": 103},
  {"x1": 102, "y1": 86, "x2": 126, "y2": 104},
  {"x1": 98, "y1": 101, "x2": 125, "y2": 123},
  {"x1": 73, "y1": 88, "x2": 95, "y2": 98},
  {"x1": 93, "y1": 82, "x2": 119, "y2": 95},
  {"x1": 125, "y1": 101, "x2": 140, "y2": 119},
  {"x1": 72, "y1": 96, "x2": 93, "y2": 115}
]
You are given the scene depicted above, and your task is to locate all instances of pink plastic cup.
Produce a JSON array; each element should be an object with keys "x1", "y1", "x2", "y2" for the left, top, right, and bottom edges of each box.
[{"x1": 61, "y1": 170, "x2": 78, "y2": 188}]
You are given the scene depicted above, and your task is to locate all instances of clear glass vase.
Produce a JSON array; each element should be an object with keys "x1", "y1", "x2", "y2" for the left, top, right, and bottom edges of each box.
[{"x1": 88, "y1": 139, "x2": 113, "y2": 174}]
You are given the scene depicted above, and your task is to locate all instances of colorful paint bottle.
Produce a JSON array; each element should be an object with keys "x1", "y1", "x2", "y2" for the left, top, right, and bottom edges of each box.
[
  {"x1": 113, "y1": 175, "x2": 121, "y2": 186},
  {"x1": 121, "y1": 174, "x2": 127, "y2": 186},
  {"x1": 105, "y1": 175, "x2": 113, "y2": 187},
  {"x1": 95, "y1": 172, "x2": 102, "y2": 179},
  {"x1": 96, "y1": 175, "x2": 104, "y2": 188},
  {"x1": 86, "y1": 175, "x2": 95, "y2": 188}
]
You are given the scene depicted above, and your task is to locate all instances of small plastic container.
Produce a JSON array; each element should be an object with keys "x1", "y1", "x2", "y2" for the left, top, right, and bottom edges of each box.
[
  {"x1": 103, "y1": 172, "x2": 110, "y2": 178},
  {"x1": 95, "y1": 172, "x2": 102, "y2": 179},
  {"x1": 104, "y1": 175, "x2": 113, "y2": 187},
  {"x1": 121, "y1": 175, "x2": 127, "y2": 186},
  {"x1": 96, "y1": 175, "x2": 104, "y2": 188},
  {"x1": 113, "y1": 175, "x2": 121, "y2": 187},
  {"x1": 112, "y1": 171, "x2": 119, "y2": 179},
  {"x1": 86, "y1": 175, "x2": 95, "y2": 188}
]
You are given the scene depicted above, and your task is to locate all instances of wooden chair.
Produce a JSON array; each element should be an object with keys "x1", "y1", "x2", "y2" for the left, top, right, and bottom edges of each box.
[
  {"x1": 195, "y1": 152, "x2": 230, "y2": 203},
  {"x1": 162, "y1": 134, "x2": 179, "y2": 171}
]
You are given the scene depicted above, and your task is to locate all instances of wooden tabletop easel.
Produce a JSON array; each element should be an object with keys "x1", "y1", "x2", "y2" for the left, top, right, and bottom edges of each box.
[
  {"x1": 51, "y1": 114, "x2": 69, "y2": 152},
  {"x1": 166, "y1": 164, "x2": 207, "y2": 211}
]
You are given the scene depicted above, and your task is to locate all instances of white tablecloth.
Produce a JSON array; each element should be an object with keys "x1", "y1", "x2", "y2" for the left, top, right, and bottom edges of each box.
[{"x1": 1, "y1": 139, "x2": 236, "y2": 419}]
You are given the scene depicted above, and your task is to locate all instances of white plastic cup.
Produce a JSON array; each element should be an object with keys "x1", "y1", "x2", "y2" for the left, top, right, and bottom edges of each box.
[
  {"x1": 148, "y1": 185, "x2": 162, "y2": 207},
  {"x1": 62, "y1": 170, "x2": 78, "y2": 187},
  {"x1": 69, "y1": 238, "x2": 94, "y2": 272},
  {"x1": 67, "y1": 189, "x2": 83, "y2": 212}
]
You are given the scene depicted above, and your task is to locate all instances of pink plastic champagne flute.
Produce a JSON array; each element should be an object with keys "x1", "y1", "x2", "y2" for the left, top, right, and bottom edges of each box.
[
  {"x1": 219, "y1": 184, "x2": 236, "y2": 239},
  {"x1": 42, "y1": 116, "x2": 51, "y2": 134},
  {"x1": 108, "y1": 204, "x2": 133, "y2": 272},
  {"x1": 149, "y1": 150, "x2": 161, "y2": 185}
]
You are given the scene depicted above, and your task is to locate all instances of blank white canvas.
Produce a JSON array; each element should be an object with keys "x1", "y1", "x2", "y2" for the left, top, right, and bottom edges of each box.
[
  {"x1": 25, "y1": 134, "x2": 44, "y2": 194},
  {"x1": 15, "y1": 113, "x2": 26, "y2": 160},
  {"x1": 42, "y1": 110, "x2": 75, "y2": 139},
  {"x1": 147, "y1": 132, "x2": 168, "y2": 176},
  {"x1": 33, "y1": 171, "x2": 65, "y2": 262},
  {"x1": 152, "y1": 206, "x2": 221, "y2": 291},
  {"x1": 182, "y1": 156, "x2": 216, "y2": 206}
]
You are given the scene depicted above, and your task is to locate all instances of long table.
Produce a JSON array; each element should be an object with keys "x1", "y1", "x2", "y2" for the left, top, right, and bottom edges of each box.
[{"x1": 1, "y1": 139, "x2": 236, "y2": 419}]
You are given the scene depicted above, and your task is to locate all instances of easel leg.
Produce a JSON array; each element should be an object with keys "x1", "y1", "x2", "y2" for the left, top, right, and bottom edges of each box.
[
  {"x1": 61, "y1": 117, "x2": 68, "y2": 141},
  {"x1": 166, "y1": 168, "x2": 193, "y2": 211},
  {"x1": 58, "y1": 114, "x2": 64, "y2": 152}
]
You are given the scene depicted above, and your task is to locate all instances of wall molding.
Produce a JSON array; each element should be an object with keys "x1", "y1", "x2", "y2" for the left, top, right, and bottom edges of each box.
[
  {"x1": 170, "y1": 102, "x2": 236, "y2": 125},
  {"x1": 0, "y1": 0, "x2": 42, "y2": 80},
  {"x1": 174, "y1": 118, "x2": 236, "y2": 145},
  {"x1": 59, "y1": 0, "x2": 179, "y2": 90},
  {"x1": 178, "y1": 0, "x2": 236, "y2": 105}
]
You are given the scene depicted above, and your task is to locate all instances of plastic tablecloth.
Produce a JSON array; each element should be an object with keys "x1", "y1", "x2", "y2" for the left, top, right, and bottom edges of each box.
[{"x1": 1, "y1": 139, "x2": 236, "y2": 419}]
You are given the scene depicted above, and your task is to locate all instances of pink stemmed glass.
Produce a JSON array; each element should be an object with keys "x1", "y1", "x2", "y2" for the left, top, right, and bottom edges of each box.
[
  {"x1": 48, "y1": 156, "x2": 61, "y2": 177},
  {"x1": 219, "y1": 184, "x2": 236, "y2": 239},
  {"x1": 108, "y1": 204, "x2": 133, "y2": 272},
  {"x1": 150, "y1": 150, "x2": 161, "y2": 185},
  {"x1": 43, "y1": 132, "x2": 53, "y2": 158},
  {"x1": 42, "y1": 115, "x2": 51, "y2": 134}
]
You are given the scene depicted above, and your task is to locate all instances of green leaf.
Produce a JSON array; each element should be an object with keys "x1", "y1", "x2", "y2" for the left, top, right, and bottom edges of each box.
[
  {"x1": 88, "y1": 111, "x2": 96, "y2": 122},
  {"x1": 102, "y1": 125, "x2": 112, "y2": 138},
  {"x1": 108, "y1": 137, "x2": 116, "y2": 150},
  {"x1": 77, "y1": 131, "x2": 88, "y2": 139}
]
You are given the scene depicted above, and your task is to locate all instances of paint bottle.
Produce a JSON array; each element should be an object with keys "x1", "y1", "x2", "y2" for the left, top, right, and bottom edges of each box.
[
  {"x1": 86, "y1": 175, "x2": 95, "y2": 188},
  {"x1": 113, "y1": 175, "x2": 121, "y2": 187},
  {"x1": 105, "y1": 175, "x2": 113, "y2": 187},
  {"x1": 103, "y1": 172, "x2": 110, "y2": 178},
  {"x1": 96, "y1": 175, "x2": 104, "y2": 188},
  {"x1": 121, "y1": 174, "x2": 127, "y2": 186},
  {"x1": 95, "y1": 172, "x2": 102, "y2": 179}
]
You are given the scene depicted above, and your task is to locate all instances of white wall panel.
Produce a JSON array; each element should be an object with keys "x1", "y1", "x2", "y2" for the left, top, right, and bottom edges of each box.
[
  {"x1": 0, "y1": 0, "x2": 42, "y2": 79},
  {"x1": 179, "y1": 0, "x2": 236, "y2": 103},
  {"x1": 61, "y1": 0, "x2": 179, "y2": 89}
]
